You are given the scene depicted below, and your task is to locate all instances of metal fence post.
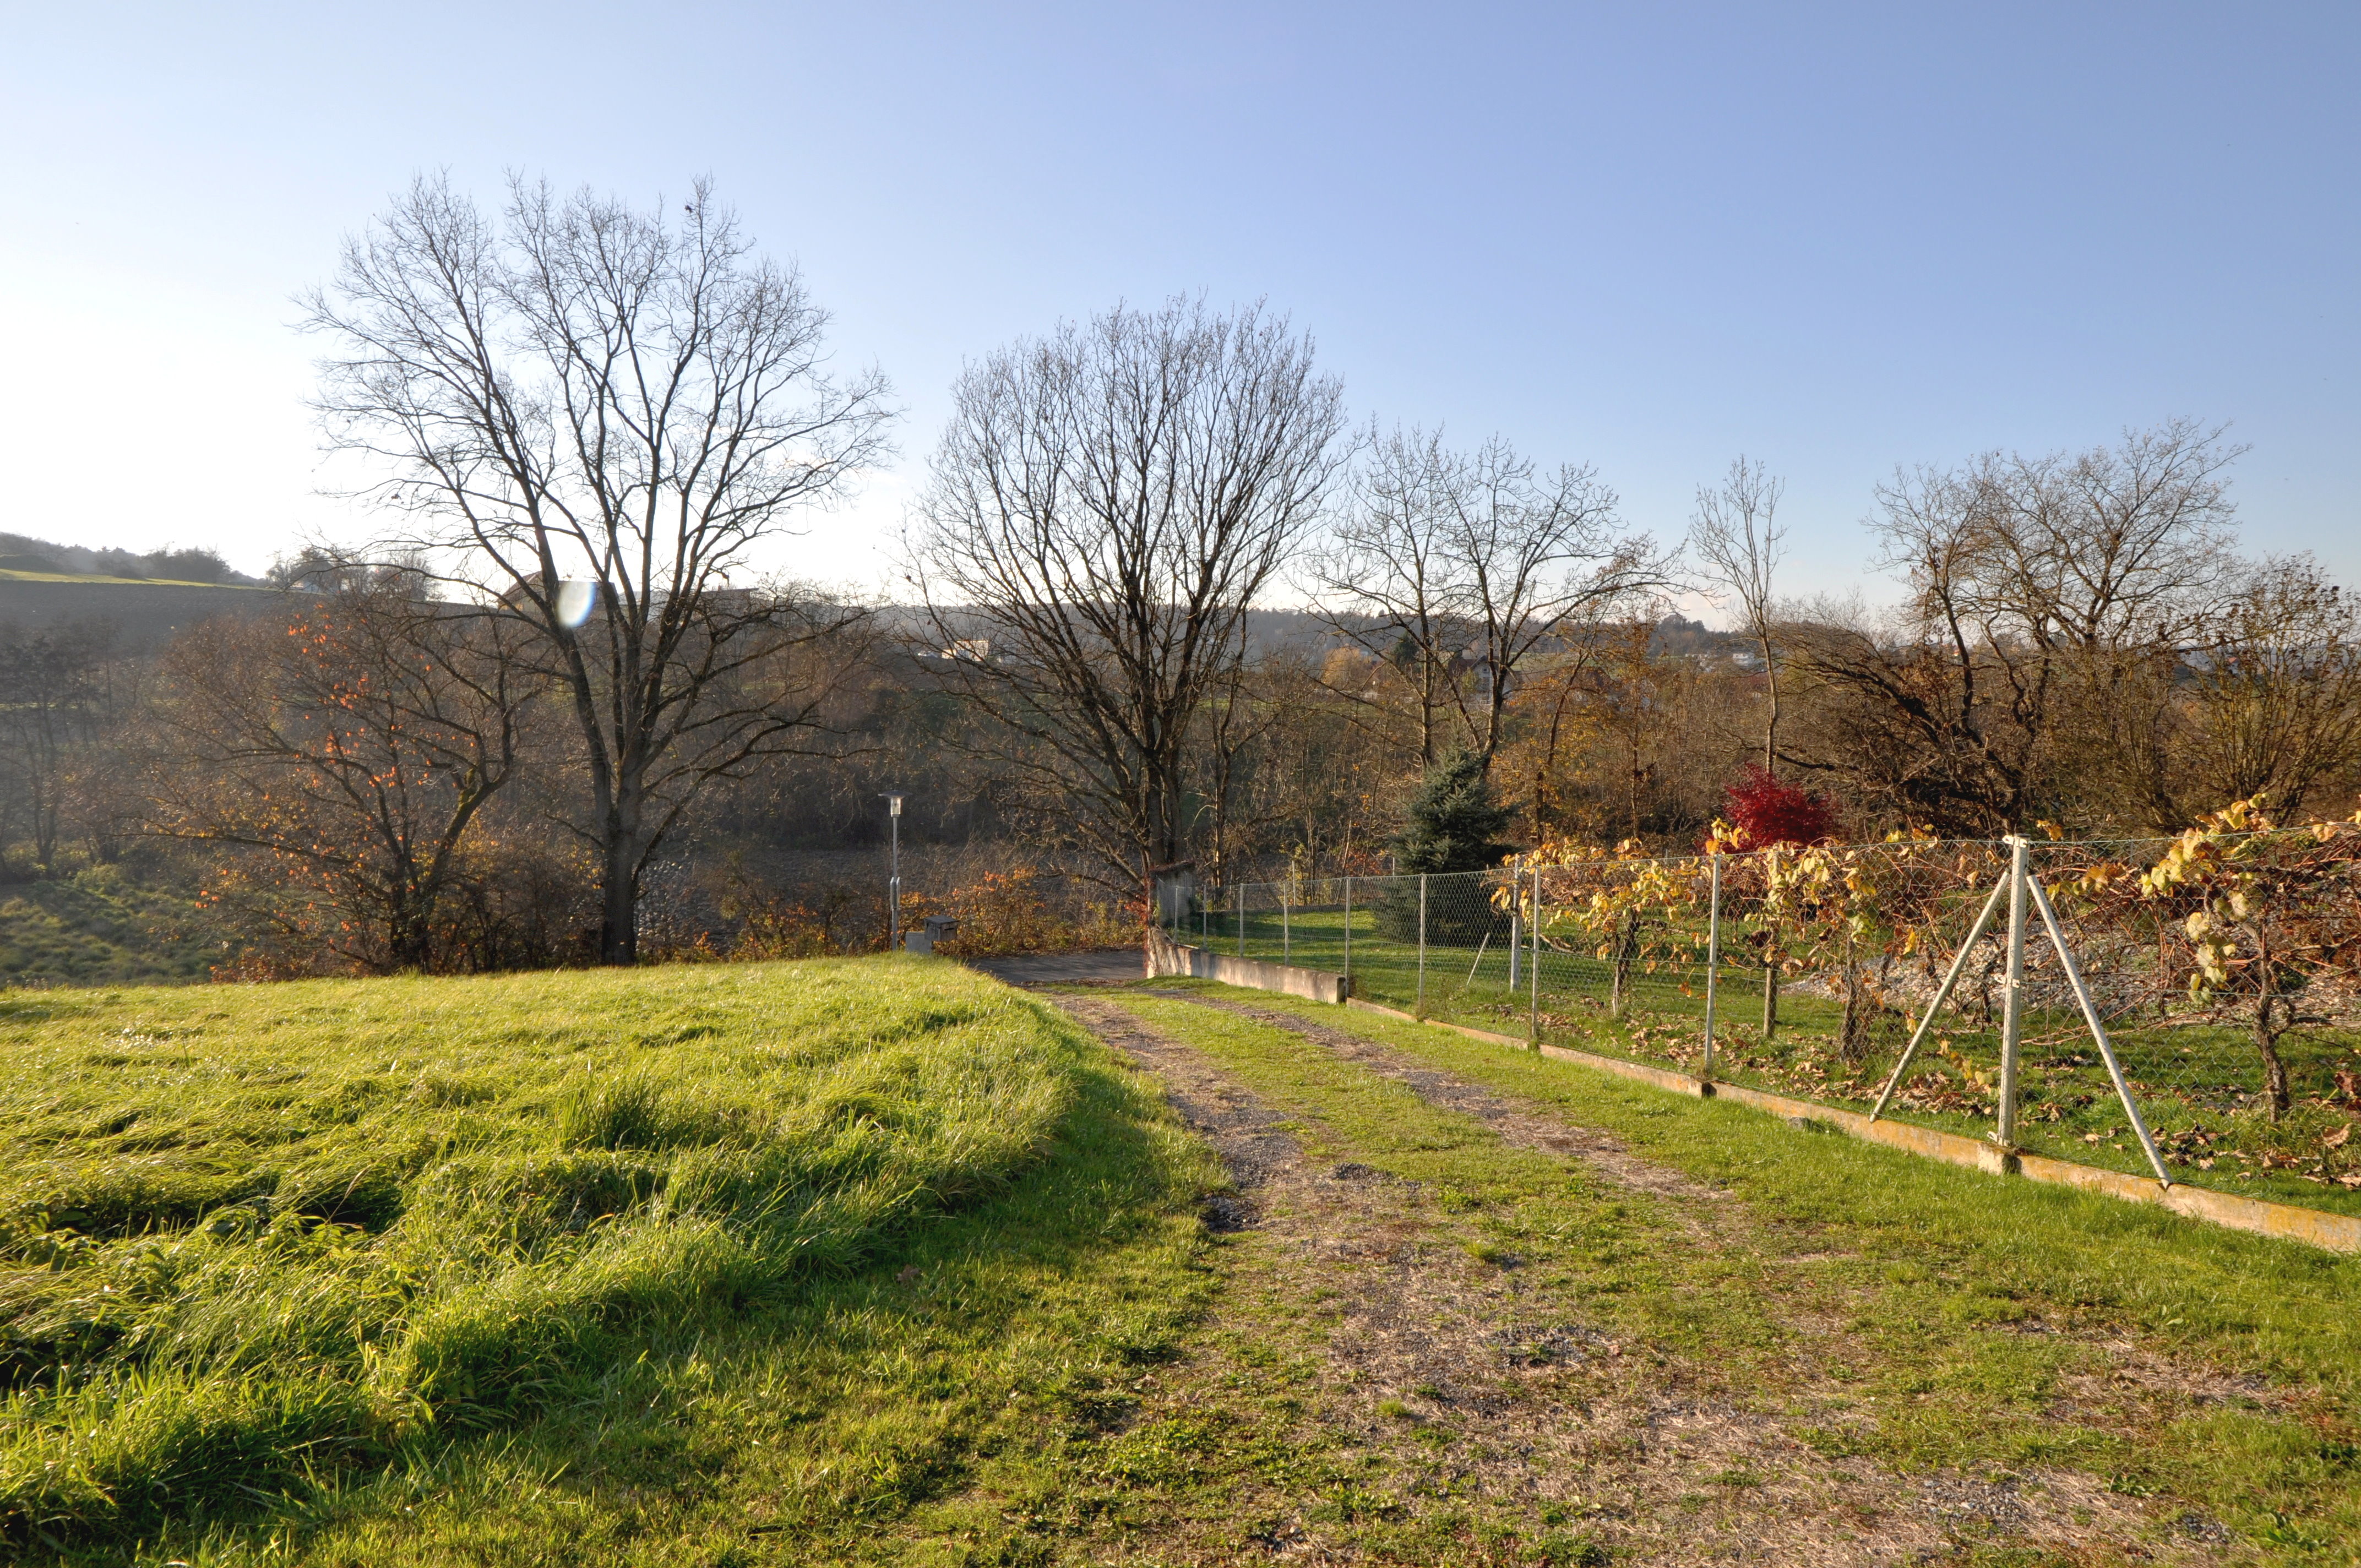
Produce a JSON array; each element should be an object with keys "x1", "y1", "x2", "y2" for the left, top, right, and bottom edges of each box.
[
  {"x1": 1996, "y1": 834, "x2": 2029, "y2": 1151},
  {"x1": 1702, "y1": 853, "x2": 1721, "y2": 1082},
  {"x1": 1282, "y1": 874, "x2": 1291, "y2": 964},
  {"x1": 1237, "y1": 881, "x2": 1245, "y2": 959},
  {"x1": 1416, "y1": 873, "x2": 1429, "y2": 1017},
  {"x1": 1528, "y1": 863, "x2": 1542, "y2": 1047},
  {"x1": 1342, "y1": 875, "x2": 1352, "y2": 981}
]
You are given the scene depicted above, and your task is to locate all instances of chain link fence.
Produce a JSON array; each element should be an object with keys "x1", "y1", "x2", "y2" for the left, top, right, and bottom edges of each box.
[{"x1": 1162, "y1": 826, "x2": 2361, "y2": 1221}]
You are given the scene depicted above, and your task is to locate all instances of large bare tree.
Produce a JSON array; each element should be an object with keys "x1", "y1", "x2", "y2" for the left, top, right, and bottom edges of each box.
[
  {"x1": 1789, "y1": 420, "x2": 2246, "y2": 831},
  {"x1": 0, "y1": 620, "x2": 117, "y2": 875},
  {"x1": 303, "y1": 174, "x2": 891, "y2": 961},
  {"x1": 1309, "y1": 426, "x2": 1666, "y2": 770},
  {"x1": 1689, "y1": 455, "x2": 1786, "y2": 774},
  {"x1": 906, "y1": 297, "x2": 1347, "y2": 895}
]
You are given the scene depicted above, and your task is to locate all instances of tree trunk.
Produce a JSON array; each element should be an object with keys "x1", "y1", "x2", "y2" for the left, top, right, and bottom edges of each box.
[
  {"x1": 1420, "y1": 646, "x2": 1439, "y2": 767},
  {"x1": 2253, "y1": 928, "x2": 2291, "y2": 1121},
  {"x1": 390, "y1": 903, "x2": 434, "y2": 972},
  {"x1": 602, "y1": 845, "x2": 639, "y2": 966},
  {"x1": 1610, "y1": 908, "x2": 1636, "y2": 1020},
  {"x1": 600, "y1": 775, "x2": 646, "y2": 965},
  {"x1": 1838, "y1": 938, "x2": 1868, "y2": 1063},
  {"x1": 2256, "y1": 1015, "x2": 2291, "y2": 1123}
]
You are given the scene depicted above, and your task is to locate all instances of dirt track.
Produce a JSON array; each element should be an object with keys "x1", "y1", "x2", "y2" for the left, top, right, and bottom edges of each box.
[{"x1": 1046, "y1": 990, "x2": 2218, "y2": 1566}]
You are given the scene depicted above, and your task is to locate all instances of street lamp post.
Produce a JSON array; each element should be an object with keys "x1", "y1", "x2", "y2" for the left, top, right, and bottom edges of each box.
[{"x1": 884, "y1": 793, "x2": 904, "y2": 951}]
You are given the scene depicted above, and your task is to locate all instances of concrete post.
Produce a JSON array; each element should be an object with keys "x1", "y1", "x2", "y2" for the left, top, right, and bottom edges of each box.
[
  {"x1": 1342, "y1": 875, "x2": 1352, "y2": 981},
  {"x1": 1996, "y1": 835, "x2": 2029, "y2": 1151}
]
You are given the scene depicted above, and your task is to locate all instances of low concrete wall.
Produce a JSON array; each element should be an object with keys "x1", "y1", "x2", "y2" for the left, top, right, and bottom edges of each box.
[{"x1": 1145, "y1": 931, "x2": 1351, "y2": 1005}]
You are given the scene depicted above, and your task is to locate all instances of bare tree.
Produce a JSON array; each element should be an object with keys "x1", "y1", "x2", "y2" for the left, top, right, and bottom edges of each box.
[
  {"x1": 303, "y1": 174, "x2": 892, "y2": 961},
  {"x1": 148, "y1": 575, "x2": 536, "y2": 971},
  {"x1": 2096, "y1": 556, "x2": 2361, "y2": 828},
  {"x1": 0, "y1": 620, "x2": 117, "y2": 874},
  {"x1": 1310, "y1": 427, "x2": 1666, "y2": 771},
  {"x1": 1689, "y1": 456, "x2": 1786, "y2": 774},
  {"x1": 1983, "y1": 417, "x2": 2242, "y2": 658},
  {"x1": 2190, "y1": 560, "x2": 2361, "y2": 816},
  {"x1": 1188, "y1": 644, "x2": 1385, "y2": 885},
  {"x1": 906, "y1": 297, "x2": 1347, "y2": 896},
  {"x1": 1310, "y1": 427, "x2": 1459, "y2": 765},
  {"x1": 1789, "y1": 420, "x2": 2246, "y2": 831}
]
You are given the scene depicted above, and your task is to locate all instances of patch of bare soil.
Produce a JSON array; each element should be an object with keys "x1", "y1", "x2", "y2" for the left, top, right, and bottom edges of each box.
[
  {"x1": 1056, "y1": 997, "x2": 2195, "y2": 1566},
  {"x1": 967, "y1": 950, "x2": 1146, "y2": 987}
]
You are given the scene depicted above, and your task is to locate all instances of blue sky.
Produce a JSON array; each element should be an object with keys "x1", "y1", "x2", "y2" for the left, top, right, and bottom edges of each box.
[{"x1": 3, "y1": 2, "x2": 2354, "y2": 613}]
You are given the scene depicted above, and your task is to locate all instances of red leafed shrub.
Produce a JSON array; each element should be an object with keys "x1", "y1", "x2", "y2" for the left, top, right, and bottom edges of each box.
[{"x1": 1722, "y1": 765, "x2": 1840, "y2": 848}]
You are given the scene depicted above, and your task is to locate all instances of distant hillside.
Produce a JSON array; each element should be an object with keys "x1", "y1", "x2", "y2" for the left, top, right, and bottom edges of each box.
[
  {"x1": 0, "y1": 575, "x2": 289, "y2": 651},
  {"x1": 0, "y1": 865, "x2": 224, "y2": 986},
  {"x1": 0, "y1": 530, "x2": 262, "y2": 585}
]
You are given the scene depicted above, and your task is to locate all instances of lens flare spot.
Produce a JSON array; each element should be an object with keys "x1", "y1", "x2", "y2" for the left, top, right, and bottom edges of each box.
[{"x1": 554, "y1": 580, "x2": 599, "y2": 628}]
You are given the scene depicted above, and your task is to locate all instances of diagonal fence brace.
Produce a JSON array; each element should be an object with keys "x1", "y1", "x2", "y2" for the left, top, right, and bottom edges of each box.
[
  {"x1": 1870, "y1": 873, "x2": 2011, "y2": 1121},
  {"x1": 2027, "y1": 873, "x2": 2174, "y2": 1188}
]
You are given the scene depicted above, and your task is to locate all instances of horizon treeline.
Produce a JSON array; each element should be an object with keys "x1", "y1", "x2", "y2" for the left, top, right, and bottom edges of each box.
[
  {"x1": 2, "y1": 176, "x2": 2356, "y2": 982},
  {"x1": 4, "y1": 420, "x2": 2355, "y2": 982}
]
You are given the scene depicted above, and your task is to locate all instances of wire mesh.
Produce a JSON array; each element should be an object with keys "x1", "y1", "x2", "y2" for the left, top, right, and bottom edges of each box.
[{"x1": 1165, "y1": 826, "x2": 2361, "y2": 1222}]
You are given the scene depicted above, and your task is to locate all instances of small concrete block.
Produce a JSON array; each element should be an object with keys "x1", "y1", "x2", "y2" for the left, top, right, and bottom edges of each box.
[{"x1": 1976, "y1": 1142, "x2": 2022, "y2": 1177}]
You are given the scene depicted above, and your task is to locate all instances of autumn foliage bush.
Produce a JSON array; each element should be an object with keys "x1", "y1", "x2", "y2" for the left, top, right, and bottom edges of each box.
[
  {"x1": 720, "y1": 867, "x2": 1134, "y2": 961},
  {"x1": 1718, "y1": 765, "x2": 1840, "y2": 849},
  {"x1": 935, "y1": 869, "x2": 1134, "y2": 957}
]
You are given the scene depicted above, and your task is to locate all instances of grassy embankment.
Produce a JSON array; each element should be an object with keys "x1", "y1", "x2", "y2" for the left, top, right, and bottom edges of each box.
[
  {"x1": 0, "y1": 569, "x2": 266, "y2": 587},
  {"x1": 0, "y1": 867, "x2": 224, "y2": 988},
  {"x1": 1217, "y1": 906, "x2": 2361, "y2": 1213},
  {"x1": 0, "y1": 958, "x2": 1221, "y2": 1564}
]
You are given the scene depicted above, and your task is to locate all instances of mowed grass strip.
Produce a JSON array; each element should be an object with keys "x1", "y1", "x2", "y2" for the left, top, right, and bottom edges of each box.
[
  {"x1": 0, "y1": 959, "x2": 1226, "y2": 1562},
  {"x1": 1097, "y1": 987, "x2": 2361, "y2": 1564}
]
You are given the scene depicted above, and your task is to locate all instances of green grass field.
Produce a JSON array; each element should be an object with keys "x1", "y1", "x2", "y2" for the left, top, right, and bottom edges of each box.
[
  {"x1": 0, "y1": 867, "x2": 225, "y2": 988},
  {"x1": 0, "y1": 959, "x2": 1222, "y2": 1563},
  {"x1": 4, "y1": 956, "x2": 2359, "y2": 1564},
  {"x1": 1204, "y1": 906, "x2": 2361, "y2": 1215}
]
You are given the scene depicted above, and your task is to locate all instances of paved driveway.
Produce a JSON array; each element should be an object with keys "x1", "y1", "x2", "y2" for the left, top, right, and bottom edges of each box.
[{"x1": 963, "y1": 949, "x2": 1145, "y2": 987}]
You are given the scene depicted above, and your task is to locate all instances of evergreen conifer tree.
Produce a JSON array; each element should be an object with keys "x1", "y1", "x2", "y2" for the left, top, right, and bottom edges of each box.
[{"x1": 1380, "y1": 750, "x2": 1515, "y2": 939}]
